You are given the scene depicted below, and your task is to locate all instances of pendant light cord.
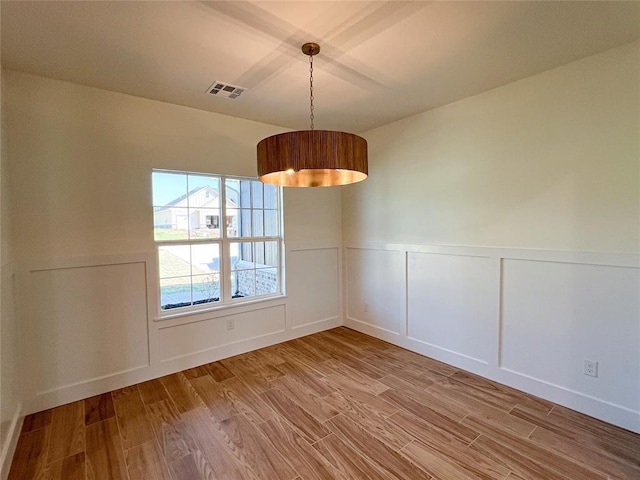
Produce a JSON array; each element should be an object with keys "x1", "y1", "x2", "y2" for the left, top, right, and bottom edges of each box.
[{"x1": 309, "y1": 53, "x2": 314, "y2": 130}]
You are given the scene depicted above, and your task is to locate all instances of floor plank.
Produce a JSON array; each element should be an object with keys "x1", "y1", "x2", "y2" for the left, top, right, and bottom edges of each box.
[
  {"x1": 250, "y1": 345, "x2": 288, "y2": 366},
  {"x1": 379, "y1": 378, "x2": 468, "y2": 424},
  {"x1": 182, "y1": 365, "x2": 210, "y2": 380},
  {"x1": 317, "y1": 329, "x2": 388, "y2": 358},
  {"x1": 47, "y1": 401, "x2": 85, "y2": 463},
  {"x1": 321, "y1": 359, "x2": 389, "y2": 395},
  {"x1": 361, "y1": 352, "x2": 441, "y2": 389},
  {"x1": 288, "y1": 337, "x2": 334, "y2": 362},
  {"x1": 450, "y1": 370, "x2": 553, "y2": 414},
  {"x1": 505, "y1": 473, "x2": 527, "y2": 480},
  {"x1": 85, "y1": 418, "x2": 128, "y2": 480},
  {"x1": 328, "y1": 349, "x2": 389, "y2": 380},
  {"x1": 267, "y1": 342, "x2": 330, "y2": 375},
  {"x1": 45, "y1": 451, "x2": 85, "y2": 480},
  {"x1": 213, "y1": 376, "x2": 276, "y2": 424},
  {"x1": 125, "y1": 439, "x2": 173, "y2": 480},
  {"x1": 468, "y1": 423, "x2": 608, "y2": 479},
  {"x1": 269, "y1": 374, "x2": 339, "y2": 423},
  {"x1": 388, "y1": 412, "x2": 507, "y2": 479},
  {"x1": 84, "y1": 393, "x2": 115, "y2": 426},
  {"x1": 180, "y1": 407, "x2": 246, "y2": 479},
  {"x1": 21, "y1": 410, "x2": 52, "y2": 434},
  {"x1": 160, "y1": 372, "x2": 203, "y2": 414},
  {"x1": 216, "y1": 412, "x2": 298, "y2": 480},
  {"x1": 112, "y1": 386, "x2": 155, "y2": 450},
  {"x1": 510, "y1": 404, "x2": 640, "y2": 466},
  {"x1": 260, "y1": 388, "x2": 332, "y2": 443},
  {"x1": 324, "y1": 390, "x2": 412, "y2": 450},
  {"x1": 204, "y1": 360, "x2": 235, "y2": 382},
  {"x1": 313, "y1": 433, "x2": 392, "y2": 480},
  {"x1": 166, "y1": 452, "x2": 206, "y2": 480},
  {"x1": 220, "y1": 352, "x2": 284, "y2": 394},
  {"x1": 259, "y1": 416, "x2": 344, "y2": 480},
  {"x1": 401, "y1": 439, "x2": 493, "y2": 480},
  {"x1": 7, "y1": 427, "x2": 50, "y2": 480},
  {"x1": 313, "y1": 330, "x2": 372, "y2": 359},
  {"x1": 529, "y1": 425, "x2": 640, "y2": 480},
  {"x1": 189, "y1": 374, "x2": 239, "y2": 422},
  {"x1": 327, "y1": 327, "x2": 392, "y2": 355},
  {"x1": 550, "y1": 405, "x2": 640, "y2": 462},
  {"x1": 324, "y1": 377, "x2": 399, "y2": 418},
  {"x1": 274, "y1": 360, "x2": 335, "y2": 397},
  {"x1": 326, "y1": 414, "x2": 431, "y2": 480},
  {"x1": 378, "y1": 346, "x2": 458, "y2": 376},
  {"x1": 145, "y1": 398, "x2": 199, "y2": 463},
  {"x1": 137, "y1": 378, "x2": 171, "y2": 405},
  {"x1": 386, "y1": 407, "x2": 479, "y2": 447},
  {"x1": 432, "y1": 383, "x2": 536, "y2": 438}
]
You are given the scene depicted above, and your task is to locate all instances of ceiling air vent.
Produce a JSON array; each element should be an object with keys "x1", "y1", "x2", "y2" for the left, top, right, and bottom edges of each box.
[{"x1": 207, "y1": 81, "x2": 246, "y2": 99}]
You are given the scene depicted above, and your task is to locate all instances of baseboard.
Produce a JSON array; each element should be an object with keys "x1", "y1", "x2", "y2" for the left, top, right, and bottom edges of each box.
[
  {"x1": 0, "y1": 402, "x2": 22, "y2": 480},
  {"x1": 28, "y1": 365, "x2": 152, "y2": 415},
  {"x1": 346, "y1": 316, "x2": 402, "y2": 336},
  {"x1": 345, "y1": 320, "x2": 640, "y2": 434}
]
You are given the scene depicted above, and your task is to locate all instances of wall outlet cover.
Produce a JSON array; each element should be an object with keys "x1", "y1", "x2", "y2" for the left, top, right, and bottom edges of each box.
[{"x1": 584, "y1": 359, "x2": 598, "y2": 377}]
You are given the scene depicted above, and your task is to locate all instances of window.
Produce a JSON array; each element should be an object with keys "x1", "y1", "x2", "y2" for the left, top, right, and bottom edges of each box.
[
  {"x1": 152, "y1": 170, "x2": 282, "y2": 313},
  {"x1": 206, "y1": 215, "x2": 219, "y2": 229}
]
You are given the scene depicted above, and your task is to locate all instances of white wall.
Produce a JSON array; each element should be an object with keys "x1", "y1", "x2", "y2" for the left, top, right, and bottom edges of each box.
[
  {"x1": 1, "y1": 64, "x2": 22, "y2": 475},
  {"x1": 343, "y1": 41, "x2": 640, "y2": 432},
  {"x1": 1, "y1": 55, "x2": 22, "y2": 477},
  {"x1": 3, "y1": 71, "x2": 343, "y2": 415}
]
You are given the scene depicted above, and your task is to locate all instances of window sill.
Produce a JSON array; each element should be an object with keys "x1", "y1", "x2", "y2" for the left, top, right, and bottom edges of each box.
[{"x1": 153, "y1": 294, "x2": 287, "y2": 323}]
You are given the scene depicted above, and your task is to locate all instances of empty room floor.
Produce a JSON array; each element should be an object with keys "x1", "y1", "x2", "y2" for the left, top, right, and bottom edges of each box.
[{"x1": 8, "y1": 327, "x2": 640, "y2": 479}]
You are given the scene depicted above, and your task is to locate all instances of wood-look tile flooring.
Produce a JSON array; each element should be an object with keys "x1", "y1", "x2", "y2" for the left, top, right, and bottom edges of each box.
[{"x1": 9, "y1": 327, "x2": 640, "y2": 479}]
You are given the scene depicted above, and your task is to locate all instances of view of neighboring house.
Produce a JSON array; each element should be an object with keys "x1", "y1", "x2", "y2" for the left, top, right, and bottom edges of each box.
[{"x1": 153, "y1": 184, "x2": 238, "y2": 236}]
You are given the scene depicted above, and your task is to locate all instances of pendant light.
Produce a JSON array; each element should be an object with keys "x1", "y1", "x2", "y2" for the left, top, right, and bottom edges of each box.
[{"x1": 257, "y1": 43, "x2": 368, "y2": 187}]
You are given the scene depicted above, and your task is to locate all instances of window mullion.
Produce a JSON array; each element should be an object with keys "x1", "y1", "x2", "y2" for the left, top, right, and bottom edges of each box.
[
  {"x1": 220, "y1": 177, "x2": 232, "y2": 302},
  {"x1": 233, "y1": 236, "x2": 280, "y2": 243}
]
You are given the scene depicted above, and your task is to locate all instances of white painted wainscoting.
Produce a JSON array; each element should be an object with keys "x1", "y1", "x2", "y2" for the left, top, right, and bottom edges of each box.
[
  {"x1": 345, "y1": 243, "x2": 640, "y2": 433},
  {"x1": 0, "y1": 261, "x2": 21, "y2": 479},
  {"x1": 17, "y1": 242, "x2": 342, "y2": 416}
]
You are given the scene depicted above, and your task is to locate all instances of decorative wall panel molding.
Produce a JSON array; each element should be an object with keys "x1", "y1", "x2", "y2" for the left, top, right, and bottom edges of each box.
[
  {"x1": 406, "y1": 251, "x2": 493, "y2": 364},
  {"x1": 346, "y1": 247, "x2": 404, "y2": 335},
  {"x1": 287, "y1": 246, "x2": 340, "y2": 329},
  {"x1": 0, "y1": 402, "x2": 21, "y2": 480},
  {"x1": 17, "y1": 244, "x2": 344, "y2": 414},
  {"x1": 344, "y1": 242, "x2": 640, "y2": 433},
  {"x1": 20, "y1": 255, "x2": 152, "y2": 411},
  {"x1": 0, "y1": 261, "x2": 21, "y2": 480},
  {"x1": 501, "y1": 258, "x2": 639, "y2": 412}
]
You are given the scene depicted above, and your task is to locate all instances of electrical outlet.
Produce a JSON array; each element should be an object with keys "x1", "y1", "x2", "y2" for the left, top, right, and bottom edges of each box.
[
  {"x1": 364, "y1": 303, "x2": 369, "y2": 313},
  {"x1": 584, "y1": 359, "x2": 598, "y2": 377},
  {"x1": 226, "y1": 319, "x2": 235, "y2": 330}
]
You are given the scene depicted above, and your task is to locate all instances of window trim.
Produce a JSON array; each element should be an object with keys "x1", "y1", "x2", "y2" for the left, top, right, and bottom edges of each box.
[{"x1": 153, "y1": 169, "x2": 284, "y2": 318}]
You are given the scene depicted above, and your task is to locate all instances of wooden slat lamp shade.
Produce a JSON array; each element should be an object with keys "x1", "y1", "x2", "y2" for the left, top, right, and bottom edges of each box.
[{"x1": 257, "y1": 130, "x2": 368, "y2": 187}]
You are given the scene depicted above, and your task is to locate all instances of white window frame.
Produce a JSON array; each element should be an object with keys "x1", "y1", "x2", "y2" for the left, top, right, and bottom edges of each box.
[{"x1": 153, "y1": 169, "x2": 284, "y2": 317}]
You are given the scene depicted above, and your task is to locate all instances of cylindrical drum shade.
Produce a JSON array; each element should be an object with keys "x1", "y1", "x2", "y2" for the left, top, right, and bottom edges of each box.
[{"x1": 257, "y1": 130, "x2": 368, "y2": 187}]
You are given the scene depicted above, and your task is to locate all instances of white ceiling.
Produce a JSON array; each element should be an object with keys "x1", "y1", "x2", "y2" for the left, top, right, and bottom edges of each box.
[{"x1": 2, "y1": 1, "x2": 640, "y2": 133}]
